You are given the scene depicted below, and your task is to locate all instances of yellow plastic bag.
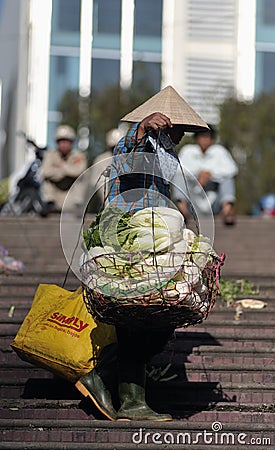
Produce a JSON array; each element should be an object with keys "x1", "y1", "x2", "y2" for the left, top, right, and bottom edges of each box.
[{"x1": 11, "y1": 284, "x2": 117, "y2": 382}]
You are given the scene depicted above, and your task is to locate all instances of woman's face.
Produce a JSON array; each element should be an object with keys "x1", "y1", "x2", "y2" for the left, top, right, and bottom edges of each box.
[{"x1": 167, "y1": 125, "x2": 186, "y2": 145}]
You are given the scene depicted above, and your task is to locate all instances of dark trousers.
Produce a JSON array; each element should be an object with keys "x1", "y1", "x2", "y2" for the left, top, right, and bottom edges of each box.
[{"x1": 115, "y1": 325, "x2": 174, "y2": 384}]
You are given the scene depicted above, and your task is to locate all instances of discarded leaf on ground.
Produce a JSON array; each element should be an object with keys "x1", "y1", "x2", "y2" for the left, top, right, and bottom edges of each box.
[{"x1": 235, "y1": 299, "x2": 267, "y2": 309}]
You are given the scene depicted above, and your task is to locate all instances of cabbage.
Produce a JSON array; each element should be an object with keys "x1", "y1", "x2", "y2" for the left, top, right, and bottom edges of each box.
[
  {"x1": 129, "y1": 206, "x2": 184, "y2": 246},
  {"x1": 182, "y1": 228, "x2": 196, "y2": 247},
  {"x1": 82, "y1": 206, "x2": 218, "y2": 299},
  {"x1": 191, "y1": 235, "x2": 218, "y2": 269}
]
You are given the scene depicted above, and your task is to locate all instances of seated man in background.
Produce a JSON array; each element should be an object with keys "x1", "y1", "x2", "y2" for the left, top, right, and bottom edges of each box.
[
  {"x1": 173, "y1": 125, "x2": 238, "y2": 225},
  {"x1": 41, "y1": 125, "x2": 87, "y2": 215},
  {"x1": 89, "y1": 127, "x2": 125, "y2": 208}
]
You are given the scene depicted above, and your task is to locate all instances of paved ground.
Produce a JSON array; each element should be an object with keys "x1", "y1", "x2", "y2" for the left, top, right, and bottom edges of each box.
[
  {"x1": 213, "y1": 215, "x2": 275, "y2": 277},
  {"x1": 0, "y1": 214, "x2": 274, "y2": 449}
]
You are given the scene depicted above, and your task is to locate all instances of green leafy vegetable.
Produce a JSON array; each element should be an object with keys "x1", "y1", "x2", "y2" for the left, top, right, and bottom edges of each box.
[{"x1": 83, "y1": 207, "x2": 132, "y2": 251}]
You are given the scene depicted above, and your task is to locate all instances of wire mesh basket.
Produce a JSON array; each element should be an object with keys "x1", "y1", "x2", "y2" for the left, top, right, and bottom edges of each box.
[{"x1": 81, "y1": 250, "x2": 225, "y2": 329}]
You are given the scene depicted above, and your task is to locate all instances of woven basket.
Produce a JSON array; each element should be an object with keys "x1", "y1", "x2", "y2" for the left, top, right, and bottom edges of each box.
[{"x1": 81, "y1": 251, "x2": 225, "y2": 329}]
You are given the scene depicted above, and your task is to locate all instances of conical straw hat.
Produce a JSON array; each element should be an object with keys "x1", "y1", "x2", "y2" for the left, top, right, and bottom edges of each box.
[{"x1": 121, "y1": 85, "x2": 208, "y2": 132}]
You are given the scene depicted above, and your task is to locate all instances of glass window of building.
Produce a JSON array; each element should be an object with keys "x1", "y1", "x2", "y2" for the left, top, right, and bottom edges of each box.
[
  {"x1": 91, "y1": 58, "x2": 120, "y2": 94},
  {"x1": 263, "y1": 52, "x2": 275, "y2": 91},
  {"x1": 93, "y1": 0, "x2": 121, "y2": 34},
  {"x1": 52, "y1": 0, "x2": 81, "y2": 32},
  {"x1": 48, "y1": 55, "x2": 80, "y2": 111},
  {"x1": 263, "y1": 0, "x2": 275, "y2": 26},
  {"x1": 134, "y1": 0, "x2": 162, "y2": 37}
]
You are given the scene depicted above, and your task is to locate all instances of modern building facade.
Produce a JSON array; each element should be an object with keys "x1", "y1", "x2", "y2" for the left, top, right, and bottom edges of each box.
[
  {"x1": 163, "y1": 0, "x2": 256, "y2": 124},
  {"x1": 255, "y1": 0, "x2": 275, "y2": 95},
  {"x1": 47, "y1": 0, "x2": 164, "y2": 148},
  {"x1": 0, "y1": 0, "x2": 274, "y2": 178}
]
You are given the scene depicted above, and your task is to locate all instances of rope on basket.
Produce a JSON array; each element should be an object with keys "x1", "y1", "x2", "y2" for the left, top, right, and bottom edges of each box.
[{"x1": 81, "y1": 129, "x2": 225, "y2": 329}]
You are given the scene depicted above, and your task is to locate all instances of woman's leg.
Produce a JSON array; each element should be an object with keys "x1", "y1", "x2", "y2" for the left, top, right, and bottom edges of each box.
[{"x1": 115, "y1": 325, "x2": 174, "y2": 421}]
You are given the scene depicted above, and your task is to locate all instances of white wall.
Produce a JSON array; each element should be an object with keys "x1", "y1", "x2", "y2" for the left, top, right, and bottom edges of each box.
[
  {"x1": 27, "y1": 0, "x2": 52, "y2": 148},
  {"x1": 0, "y1": 0, "x2": 23, "y2": 177}
]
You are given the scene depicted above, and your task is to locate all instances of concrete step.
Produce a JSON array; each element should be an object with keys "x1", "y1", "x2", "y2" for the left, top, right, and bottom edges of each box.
[
  {"x1": 2, "y1": 313, "x2": 274, "y2": 331},
  {"x1": 2, "y1": 323, "x2": 274, "y2": 358},
  {"x1": 0, "y1": 416, "x2": 274, "y2": 449},
  {"x1": 1, "y1": 302, "x2": 274, "y2": 321},
  {"x1": 199, "y1": 309, "x2": 274, "y2": 322},
  {"x1": 0, "y1": 272, "x2": 77, "y2": 282},
  {"x1": 0, "y1": 283, "x2": 79, "y2": 296},
  {"x1": 0, "y1": 272, "x2": 275, "y2": 286},
  {"x1": 188, "y1": 346, "x2": 275, "y2": 366},
  {"x1": 0, "y1": 283, "x2": 79, "y2": 294},
  {"x1": 2, "y1": 341, "x2": 273, "y2": 364},
  {"x1": 196, "y1": 319, "x2": 275, "y2": 330},
  {"x1": 0, "y1": 242, "x2": 65, "y2": 251},
  {"x1": 1, "y1": 398, "x2": 274, "y2": 419},
  {"x1": 0, "y1": 298, "x2": 35, "y2": 308},
  {"x1": 2, "y1": 328, "x2": 274, "y2": 349},
  {"x1": 1, "y1": 325, "x2": 275, "y2": 346},
  {"x1": 1, "y1": 359, "x2": 274, "y2": 386},
  {"x1": 0, "y1": 371, "x2": 274, "y2": 405},
  {"x1": 176, "y1": 327, "x2": 275, "y2": 342},
  {"x1": 0, "y1": 375, "x2": 228, "y2": 406},
  {"x1": 0, "y1": 299, "x2": 274, "y2": 324},
  {"x1": 192, "y1": 344, "x2": 275, "y2": 354},
  {"x1": 0, "y1": 443, "x2": 270, "y2": 450},
  {"x1": 0, "y1": 215, "x2": 274, "y2": 448},
  {"x1": 2, "y1": 273, "x2": 275, "y2": 286}
]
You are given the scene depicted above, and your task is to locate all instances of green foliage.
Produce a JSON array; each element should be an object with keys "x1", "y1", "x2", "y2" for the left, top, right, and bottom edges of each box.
[
  {"x1": 58, "y1": 90, "x2": 81, "y2": 129},
  {"x1": 59, "y1": 81, "x2": 275, "y2": 214},
  {"x1": 58, "y1": 79, "x2": 156, "y2": 162},
  {"x1": 219, "y1": 91, "x2": 275, "y2": 214},
  {"x1": 219, "y1": 279, "x2": 259, "y2": 306}
]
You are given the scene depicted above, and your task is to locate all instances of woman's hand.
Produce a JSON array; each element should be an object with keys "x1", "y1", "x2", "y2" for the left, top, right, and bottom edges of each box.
[
  {"x1": 137, "y1": 112, "x2": 172, "y2": 140},
  {"x1": 198, "y1": 170, "x2": 212, "y2": 187}
]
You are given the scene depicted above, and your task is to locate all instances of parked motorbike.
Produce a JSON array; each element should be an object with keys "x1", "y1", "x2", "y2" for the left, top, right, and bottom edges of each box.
[{"x1": 0, "y1": 133, "x2": 47, "y2": 215}]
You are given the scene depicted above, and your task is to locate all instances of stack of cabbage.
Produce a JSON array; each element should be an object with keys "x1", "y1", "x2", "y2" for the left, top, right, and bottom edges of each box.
[{"x1": 81, "y1": 206, "x2": 218, "y2": 305}]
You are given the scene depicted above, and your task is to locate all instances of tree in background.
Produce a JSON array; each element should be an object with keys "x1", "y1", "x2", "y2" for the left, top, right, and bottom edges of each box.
[
  {"x1": 58, "y1": 79, "x2": 155, "y2": 163},
  {"x1": 219, "y1": 91, "x2": 275, "y2": 214},
  {"x1": 59, "y1": 83, "x2": 275, "y2": 215}
]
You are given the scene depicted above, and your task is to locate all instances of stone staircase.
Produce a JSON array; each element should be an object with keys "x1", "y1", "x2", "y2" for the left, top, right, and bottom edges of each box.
[{"x1": 0, "y1": 215, "x2": 274, "y2": 449}]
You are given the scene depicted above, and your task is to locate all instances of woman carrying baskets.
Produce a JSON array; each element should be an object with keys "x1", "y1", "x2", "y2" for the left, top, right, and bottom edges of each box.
[{"x1": 77, "y1": 86, "x2": 212, "y2": 421}]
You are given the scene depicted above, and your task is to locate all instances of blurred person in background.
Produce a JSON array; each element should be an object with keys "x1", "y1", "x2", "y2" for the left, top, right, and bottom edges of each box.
[
  {"x1": 173, "y1": 125, "x2": 238, "y2": 226},
  {"x1": 40, "y1": 125, "x2": 87, "y2": 215},
  {"x1": 89, "y1": 128, "x2": 125, "y2": 208},
  {"x1": 252, "y1": 193, "x2": 275, "y2": 218}
]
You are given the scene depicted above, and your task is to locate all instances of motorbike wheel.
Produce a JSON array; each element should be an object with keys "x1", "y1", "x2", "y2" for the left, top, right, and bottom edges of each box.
[
  {"x1": 1, "y1": 188, "x2": 46, "y2": 216},
  {"x1": 1, "y1": 196, "x2": 33, "y2": 215},
  {"x1": 19, "y1": 188, "x2": 45, "y2": 215}
]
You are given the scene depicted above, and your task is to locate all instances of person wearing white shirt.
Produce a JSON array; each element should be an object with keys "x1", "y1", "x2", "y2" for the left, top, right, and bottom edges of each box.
[{"x1": 173, "y1": 125, "x2": 238, "y2": 225}]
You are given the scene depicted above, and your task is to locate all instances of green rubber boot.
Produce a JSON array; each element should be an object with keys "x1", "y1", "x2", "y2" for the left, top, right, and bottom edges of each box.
[
  {"x1": 117, "y1": 382, "x2": 172, "y2": 421},
  {"x1": 75, "y1": 369, "x2": 117, "y2": 421}
]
